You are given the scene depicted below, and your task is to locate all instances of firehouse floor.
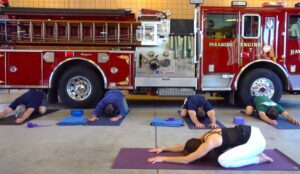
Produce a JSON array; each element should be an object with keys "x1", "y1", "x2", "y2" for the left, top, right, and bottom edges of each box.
[{"x1": 0, "y1": 91, "x2": 300, "y2": 174}]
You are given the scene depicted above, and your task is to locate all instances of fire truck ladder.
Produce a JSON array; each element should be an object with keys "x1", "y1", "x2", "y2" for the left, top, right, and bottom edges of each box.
[{"x1": 0, "y1": 19, "x2": 141, "y2": 46}]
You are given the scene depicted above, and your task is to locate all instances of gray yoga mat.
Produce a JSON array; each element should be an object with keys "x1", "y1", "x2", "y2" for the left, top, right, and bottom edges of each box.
[
  {"x1": 112, "y1": 148, "x2": 300, "y2": 171},
  {"x1": 0, "y1": 109, "x2": 59, "y2": 125}
]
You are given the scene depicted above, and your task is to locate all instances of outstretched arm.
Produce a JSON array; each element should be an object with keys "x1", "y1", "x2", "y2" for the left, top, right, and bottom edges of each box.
[
  {"x1": 92, "y1": 100, "x2": 105, "y2": 116},
  {"x1": 188, "y1": 110, "x2": 204, "y2": 129},
  {"x1": 281, "y1": 111, "x2": 300, "y2": 125},
  {"x1": 15, "y1": 108, "x2": 34, "y2": 124},
  {"x1": 116, "y1": 101, "x2": 128, "y2": 118},
  {"x1": 207, "y1": 110, "x2": 219, "y2": 128},
  {"x1": 258, "y1": 111, "x2": 277, "y2": 125},
  {"x1": 89, "y1": 114, "x2": 99, "y2": 122},
  {"x1": 90, "y1": 100, "x2": 105, "y2": 121},
  {"x1": 0, "y1": 107, "x2": 13, "y2": 118},
  {"x1": 110, "y1": 99, "x2": 128, "y2": 122},
  {"x1": 110, "y1": 114, "x2": 123, "y2": 122},
  {"x1": 149, "y1": 145, "x2": 184, "y2": 154}
]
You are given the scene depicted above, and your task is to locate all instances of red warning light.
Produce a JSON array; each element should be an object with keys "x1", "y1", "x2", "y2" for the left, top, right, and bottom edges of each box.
[
  {"x1": 65, "y1": 52, "x2": 74, "y2": 57},
  {"x1": 262, "y1": 2, "x2": 286, "y2": 7}
]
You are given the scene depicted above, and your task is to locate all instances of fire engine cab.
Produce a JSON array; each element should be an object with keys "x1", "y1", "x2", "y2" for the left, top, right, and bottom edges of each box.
[{"x1": 0, "y1": 1, "x2": 300, "y2": 107}]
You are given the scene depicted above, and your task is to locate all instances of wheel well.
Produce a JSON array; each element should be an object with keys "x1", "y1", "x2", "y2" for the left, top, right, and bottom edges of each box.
[
  {"x1": 50, "y1": 59, "x2": 106, "y2": 96},
  {"x1": 237, "y1": 62, "x2": 288, "y2": 91}
]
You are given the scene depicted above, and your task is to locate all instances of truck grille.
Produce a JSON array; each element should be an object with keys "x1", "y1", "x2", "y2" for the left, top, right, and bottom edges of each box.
[{"x1": 157, "y1": 88, "x2": 195, "y2": 96}]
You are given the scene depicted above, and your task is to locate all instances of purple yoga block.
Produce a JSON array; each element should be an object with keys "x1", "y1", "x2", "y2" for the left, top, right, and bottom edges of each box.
[{"x1": 233, "y1": 116, "x2": 244, "y2": 125}]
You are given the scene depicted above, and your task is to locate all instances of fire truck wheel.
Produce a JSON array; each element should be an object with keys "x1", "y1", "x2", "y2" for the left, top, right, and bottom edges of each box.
[
  {"x1": 239, "y1": 68, "x2": 282, "y2": 105},
  {"x1": 58, "y1": 67, "x2": 104, "y2": 108}
]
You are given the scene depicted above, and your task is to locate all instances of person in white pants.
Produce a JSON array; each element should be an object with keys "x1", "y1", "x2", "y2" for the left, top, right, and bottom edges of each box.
[{"x1": 148, "y1": 125, "x2": 273, "y2": 168}]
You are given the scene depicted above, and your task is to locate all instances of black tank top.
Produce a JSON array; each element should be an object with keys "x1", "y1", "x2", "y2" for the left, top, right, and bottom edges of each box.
[
  {"x1": 217, "y1": 125, "x2": 251, "y2": 151},
  {"x1": 201, "y1": 125, "x2": 251, "y2": 156}
]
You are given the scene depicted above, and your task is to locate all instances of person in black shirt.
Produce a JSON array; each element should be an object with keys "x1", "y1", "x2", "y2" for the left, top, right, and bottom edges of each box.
[
  {"x1": 0, "y1": 90, "x2": 47, "y2": 123},
  {"x1": 179, "y1": 95, "x2": 219, "y2": 129},
  {"x1": 148, "y1": 125, "x2": 273, "y2": 168}
]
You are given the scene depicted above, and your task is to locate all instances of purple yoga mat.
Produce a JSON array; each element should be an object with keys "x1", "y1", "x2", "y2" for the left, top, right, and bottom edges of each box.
[
  {"x1": 112, "y1": 148, "x2": 300, "y2": 171},
  {"x1": 85, "y1": 110, "x2": 130, "y2": 126}
]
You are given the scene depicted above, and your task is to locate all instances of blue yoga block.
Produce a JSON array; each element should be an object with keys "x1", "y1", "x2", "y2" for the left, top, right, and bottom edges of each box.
[
  {"x1": 71, "y1": 109, "x2": 84, "y2": 117},
  {"x1": 57, "y1": 115, "x2": 87, "y2": 126},
  {"x1": 233, "y1": 116, "x2": 244, "y2": 125}
]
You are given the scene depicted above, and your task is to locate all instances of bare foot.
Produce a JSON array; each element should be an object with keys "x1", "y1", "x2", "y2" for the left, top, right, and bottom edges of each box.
[
  {"x1": 258, "y1": 153, "x2": 274, "y2": 163},
  {"x1": 0, "y1": 112, "x2": 6, "y2": 119}
]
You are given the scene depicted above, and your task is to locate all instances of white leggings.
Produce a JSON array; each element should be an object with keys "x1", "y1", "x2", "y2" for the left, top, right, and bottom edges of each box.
[{"x1": 218, "y1": 126, "x2": 266, "y2": 168}]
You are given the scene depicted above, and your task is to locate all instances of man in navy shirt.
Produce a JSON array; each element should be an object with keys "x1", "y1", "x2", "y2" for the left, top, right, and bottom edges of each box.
[
  {"x1": 0, "y1": 90, "x2": 47, "y2": 124},
  {"x1": 89, "y1": 90, "x2": 129, "y2": 122},
  {"x1": 179, "y1": 94, "x2": 219, "y2": 129}
]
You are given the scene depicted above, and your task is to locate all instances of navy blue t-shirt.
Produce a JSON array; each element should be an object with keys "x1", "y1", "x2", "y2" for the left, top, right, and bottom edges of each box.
[
  {"x1": 9, "y1": 90, "x2": 45, "y2": 110},
  {"x1": 186, "y1": 95, "x2": 213, "y2": 113},
  {"x1": 93, "y1": 90, "x2": 128, "y2": 117}
]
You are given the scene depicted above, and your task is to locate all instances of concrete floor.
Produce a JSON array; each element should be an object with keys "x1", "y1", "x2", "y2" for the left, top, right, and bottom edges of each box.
[{"x1": 0, "y1": 91, "x2": 300, "y2": 174}]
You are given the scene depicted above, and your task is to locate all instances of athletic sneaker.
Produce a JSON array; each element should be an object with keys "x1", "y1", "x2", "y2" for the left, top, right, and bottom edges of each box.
[{"x1": 15, "y1": 105, "x2": 26, "y2": 117}]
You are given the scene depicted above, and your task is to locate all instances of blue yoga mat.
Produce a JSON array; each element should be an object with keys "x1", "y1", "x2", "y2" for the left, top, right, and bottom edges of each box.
[
  {"x1": 57, "y1": 115, "x2": 88, "y2": 126},
  {"x1": 150, "y1": 117, "x2": 184, "y2": 127},
  {"x1": 241, "y1": 110, "x2": 300, "y2": 129},
  {"x1": 183, "y1": 117, "x2": 226, "y2": 129},
  {"x1": 273, "y1": 117, "x2": 300, "y2": 129},
  {"x1": 85, "y1": 117, "x2": 125, "y2": 126}
]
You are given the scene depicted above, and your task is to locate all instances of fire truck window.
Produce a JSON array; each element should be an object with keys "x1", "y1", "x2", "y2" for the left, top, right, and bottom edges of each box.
[
  {"x1": 243, "y1": 15, "x2": 259, "y2": 38},
  {"x1": 288, "y1": 15, "x2": 300, "y2": 40},
  {"x1": 206, "y1": 14, "x2": 237, "y2": 39}
]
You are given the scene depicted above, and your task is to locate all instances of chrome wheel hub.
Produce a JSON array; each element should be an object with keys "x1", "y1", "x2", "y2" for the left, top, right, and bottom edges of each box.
[
  {"x1": 66, "y1": 76, "x2": 91, "y2": 101},
  {"x1": 250, "y1": 78, "x2": 274, "y2": 98}
]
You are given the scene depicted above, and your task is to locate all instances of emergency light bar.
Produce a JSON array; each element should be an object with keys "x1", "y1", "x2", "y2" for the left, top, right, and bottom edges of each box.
[
  {"x1": 262, "y1": 2, "x2": 286, "y2": 7},
  {"x1": 189, "y1": 0, "x2": 204, "y2": 4},
  {"x1": 231, "y1": 1, "x2": 247, "y2": 6}
]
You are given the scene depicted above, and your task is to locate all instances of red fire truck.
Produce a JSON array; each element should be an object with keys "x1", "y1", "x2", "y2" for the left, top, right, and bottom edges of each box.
[{"x1": 0, "y1": 1, "x2": 300, "y2": 107}]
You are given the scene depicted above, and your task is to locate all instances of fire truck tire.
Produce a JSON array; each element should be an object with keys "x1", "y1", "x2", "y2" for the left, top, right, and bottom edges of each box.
[
  {"x1": 58, "y1": 67, "x2": 104, "y2": 108},
  {"x1": 238, "y1": 68, "x2": 282, "y2": 106}
]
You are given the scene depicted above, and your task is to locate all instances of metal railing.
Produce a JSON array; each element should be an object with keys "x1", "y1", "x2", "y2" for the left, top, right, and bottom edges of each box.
[{"x1": 0, "y1": 19, "x2": 141, "y2": 46}]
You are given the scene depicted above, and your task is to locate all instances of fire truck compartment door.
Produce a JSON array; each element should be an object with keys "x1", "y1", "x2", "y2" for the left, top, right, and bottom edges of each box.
[
  {"x1": 108, "y1": 53, "x2": 133, "y2": 88},
  {"x1": 6, "y1": 52, "x2": 42, "y2": 86},
  {"x1": 202, "y1": 13, "x2": 238, "y2": 74},
  {"x1": 201, "y1": 12, "x2": 238, "y2": 89},
  {"x1": 135, "y1": 77, "x2": 197, "y2": 88},
  {"x1": 0, "y1": 52, "x2": 5, "y2": 85},
  {"x1": 286, "y1": 14, "x2": 300, "y2": 90}
]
